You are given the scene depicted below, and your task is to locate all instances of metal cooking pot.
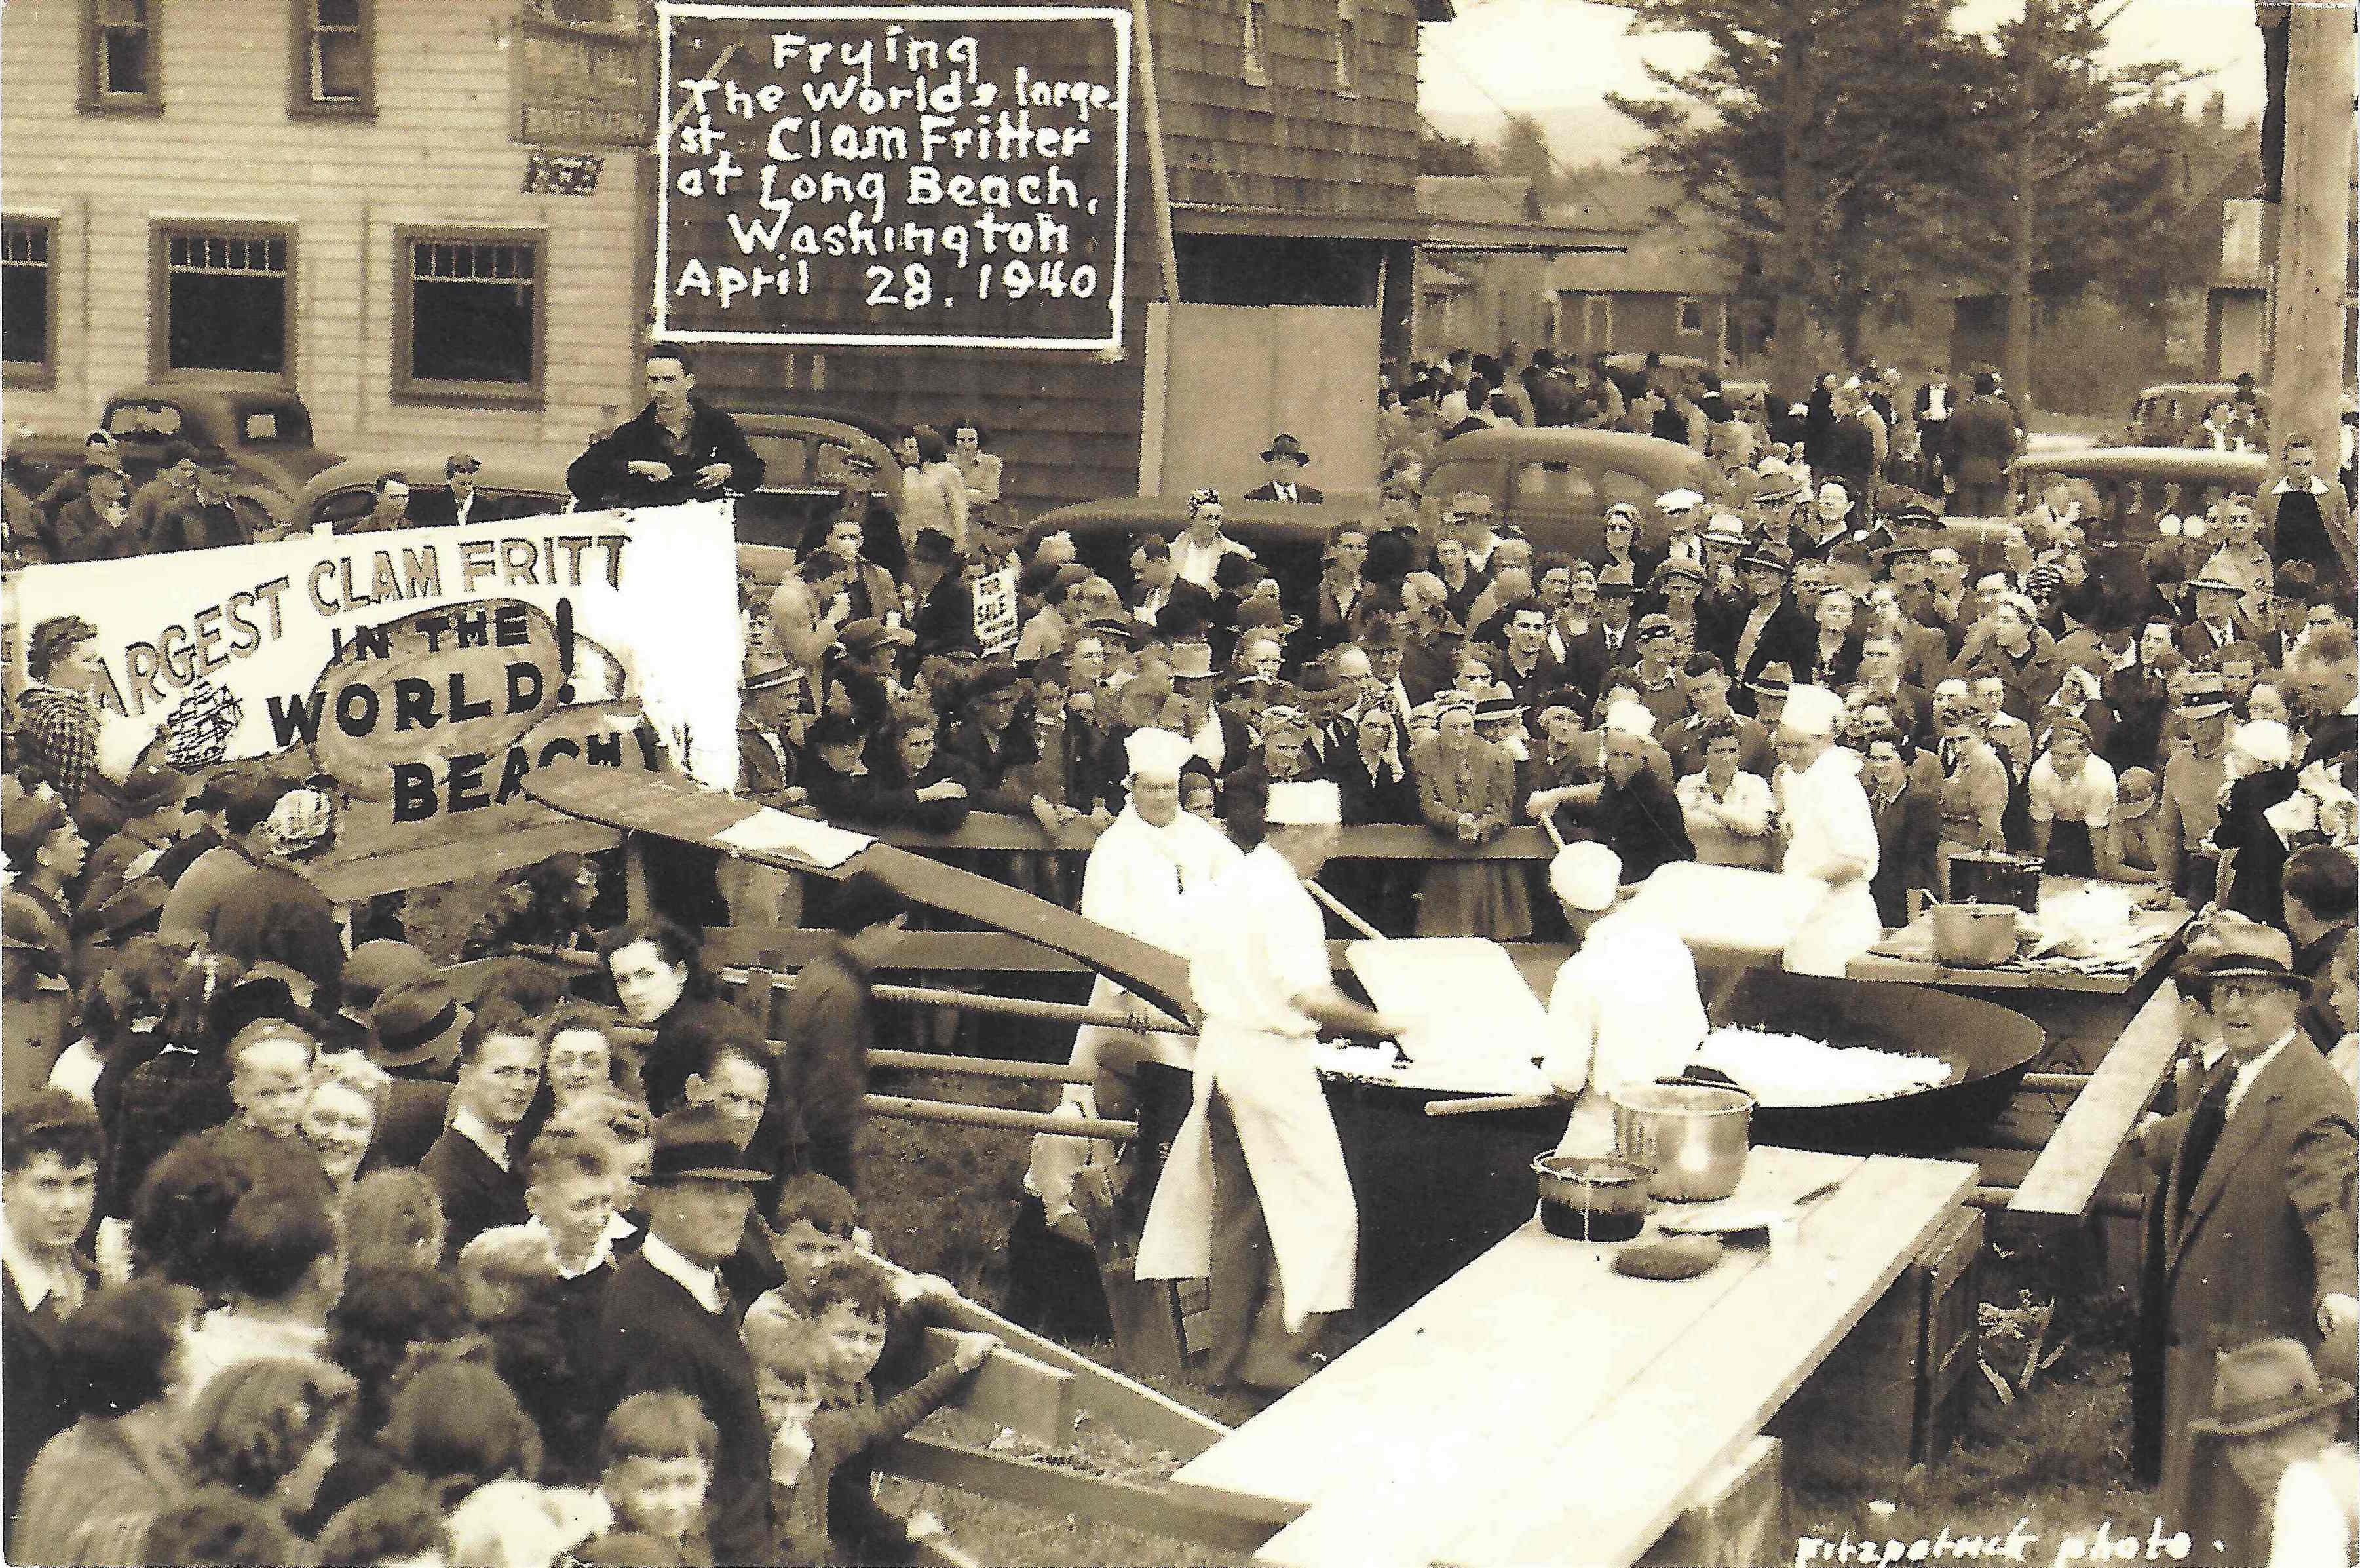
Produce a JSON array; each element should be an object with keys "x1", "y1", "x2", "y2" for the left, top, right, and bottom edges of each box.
[
  {"x1": 1910, "y1": 889, "x2": 2022, "y2": 967},
  {"x1": 1610, "y1": 1082, "x2": 1753, "y2": 1201},
  {"x1": 1947, "y1": 851, "x2": 2043, "y2": 912},
  {"x1": 1533, "y1": 1153, "x2": 1652, "y2": 1241}
]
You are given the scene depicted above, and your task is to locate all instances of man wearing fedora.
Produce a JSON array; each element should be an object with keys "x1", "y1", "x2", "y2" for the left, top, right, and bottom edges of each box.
[
  {"x1": 2180, "y1": 564, "x2": 2254, "y2": 664},
  {"x1": 2188, "y1": 1337, "x2": 2355, "y2": 1567},
  {"x1": 593, "y1": 1102, "x2": 775, "y2": 1562},
  {"x1": 2132, "y1": 923, "x2": 2357, "y2": 1564},
  {"x1": 1244, "y1": 434, "x2": 1322, "y2": 503},
  {"x1": 1563, "y1": 562, "x2": 1641, "y2": 706}
]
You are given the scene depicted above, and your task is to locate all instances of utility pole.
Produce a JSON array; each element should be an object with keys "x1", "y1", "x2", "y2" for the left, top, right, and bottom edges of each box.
[
  {"x1": 2268, "y1": 0, "x2": 2357, "y2": 472},
  {"x1": 2003, "y1": 0, "x2": 2043, "y2": 419}
]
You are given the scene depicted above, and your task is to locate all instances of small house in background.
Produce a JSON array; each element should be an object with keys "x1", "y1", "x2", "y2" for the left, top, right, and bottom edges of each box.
[
  {"x1": 1540, "y1": 173, "x2": 1738, "y2": 368},
  {"x1": 1410, "y1": 172, "x2": 1650, "y2": 366},
  {"x1": 1413, "y1": 176, "x2": 1544, "y2": 354}
]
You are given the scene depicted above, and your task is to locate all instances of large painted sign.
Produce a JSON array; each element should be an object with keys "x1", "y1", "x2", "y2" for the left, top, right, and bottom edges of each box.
[
  {"x1": 9, "y1": 504, "x2": 741, "y2": 881},
  {"x1": 657, "y1": 2, "x2": 1130, "y2": 350}
]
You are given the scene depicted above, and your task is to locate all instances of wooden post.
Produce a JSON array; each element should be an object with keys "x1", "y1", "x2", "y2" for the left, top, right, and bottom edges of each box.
[{"x1": 2268, "y1": 0, "x2": 2357, "y2": 469}]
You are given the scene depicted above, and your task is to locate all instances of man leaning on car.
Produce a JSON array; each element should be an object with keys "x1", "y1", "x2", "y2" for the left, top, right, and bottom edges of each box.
[{"x1": 567, "y1": 341, "x2": 765, "y2": 511}]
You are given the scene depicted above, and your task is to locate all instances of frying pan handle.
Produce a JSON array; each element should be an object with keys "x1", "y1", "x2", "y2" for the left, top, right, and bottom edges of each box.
[{"x1": 1662, "y1": 1065, "x2": 1743, "y2": 1092}]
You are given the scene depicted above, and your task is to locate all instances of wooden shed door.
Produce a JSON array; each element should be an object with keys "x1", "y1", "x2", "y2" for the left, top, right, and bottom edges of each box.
[{"x1": 1154, "y1": 303, "x2": 1379, "y2": 501}]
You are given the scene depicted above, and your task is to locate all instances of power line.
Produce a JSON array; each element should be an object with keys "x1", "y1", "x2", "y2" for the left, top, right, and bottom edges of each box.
[{"x1": 1420, "y1": 33, "x2": 1635, "y2": 226}]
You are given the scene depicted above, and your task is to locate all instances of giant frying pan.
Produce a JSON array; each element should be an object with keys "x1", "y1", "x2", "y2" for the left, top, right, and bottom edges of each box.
[
  {"x1": 1702, "y1": 967, "x2": 2047, "y2": 1155},
  {"x1": 523, "y1": 763, "x2": 1196, "y2": 1024}
]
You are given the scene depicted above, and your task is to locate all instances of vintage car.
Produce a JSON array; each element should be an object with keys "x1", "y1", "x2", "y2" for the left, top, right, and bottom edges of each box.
[
  {"x1": 1023, "y1": 495, "x2": 1339, "y2": 610},
  {"x1": 2125, "y1": 382, "x2": 2272, "y2": 448},
  {"x1": 2008, "y1": 446, "x2": 2272, "y2": 554},
  {"x1": 1420, "y1": 426, "x2": 1722, "y2": 558},
  {"x1": 688, "y1": 410, "x2": 902, "y2": 552},
  {"x1": 5, "y1": 383, "x2": 344, "y2": 514},
  {"x1": 293, "y1": 455, "x2": 573, "y2": 534}
]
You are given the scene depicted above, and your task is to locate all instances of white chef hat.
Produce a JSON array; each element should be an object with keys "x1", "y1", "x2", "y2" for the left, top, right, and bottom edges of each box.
[
  {"x1": 1782, "y1": 684, "x2": 1845, "y2": 737},
  {"x1": 1603, "y1": 700, "x2": 1656, "y2": 740},
  {"x1": 1550, "y1": 841, "x2": 1623, "y2": 912},
  {"x1": 1265, "y1": 780, "x2": 1342, "y2": 826},
  {"x1": 1124, "y1": 727, "x2": 1194, "y2": 780}
]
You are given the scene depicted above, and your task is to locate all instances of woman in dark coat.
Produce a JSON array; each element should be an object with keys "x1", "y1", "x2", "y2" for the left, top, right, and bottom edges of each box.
[
  {"x1": 1330, "y1": 704, "x2": 1420, "y2": 934},
  {"x1": 864, "y1": 700, "x2": 976, "y2": 833}
]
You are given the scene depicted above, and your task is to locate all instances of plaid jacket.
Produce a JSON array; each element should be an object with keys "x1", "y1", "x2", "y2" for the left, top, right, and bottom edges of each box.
[{"x1": 14, "y1": 685, "x2": 98, "y2": 811}]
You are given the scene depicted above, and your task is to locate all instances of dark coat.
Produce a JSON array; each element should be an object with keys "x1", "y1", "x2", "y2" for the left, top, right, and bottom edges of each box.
[
  {"x1": 1591, "y1": 767, "x2": 1696, "y2": 882},
  {"x1": 594, "y1": 1252, "x2": 771, "y2": 1564},
  {"x1": 46, "y1": 496, "x2": 139, "y2": 562},
  {"x1": 2143, "y1": 1040, "x2": 2357, "y2": 1558},
  {"x1": 3, "y1": 1252, "x2": 98, "y2": 1551},
  {"x1": 1868, "y1": 780, "x2": 1943, "y2": 928},
  {"x1": 1244, "y1": 482, "x2": 1323, "y2": 503},
  {"x1": 419, "y1": 1125, "x2": 527, "y2": 1252},
  {"x1": 2213, "y1": 765, "x2": 2302, "y2": 925},
  {"x1": 147, "y1": 495, "x2": 255, "y2": 554},
  {"x1": 777, "y1": 943, "x2": 875, "y2": 1191},
  {"x1": 565, "y1": 398, "x2": 765, "y2": 510},
  {"x1": 1729, "y1": 599, "x2": 1816, "y2": 706},
  {"x1": 1949, "y1": 396, "x2": 2020, "y2": 487},
  {"x1": 1563, "y1": 620, "x2": 1641, "y2": 706}
]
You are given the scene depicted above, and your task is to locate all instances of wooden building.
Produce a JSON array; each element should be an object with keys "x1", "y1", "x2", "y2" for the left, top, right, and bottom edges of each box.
[
  {"x1": 1541, "y1": 174, "x2": 1736, "y2": 368},
  {"x1": 682, "y1": 0, "x2": 1461, "y2": 516},
  {"x1": 1, "y1": 0, "x2": 657, "y2": 464},
  {"x1": 3, "y1": 0, "x2": 1616, "y2": 520}
]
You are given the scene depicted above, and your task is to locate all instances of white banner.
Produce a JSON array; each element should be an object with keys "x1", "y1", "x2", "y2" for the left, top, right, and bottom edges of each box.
[{"x1": 8, "y1": 503, "x2": 742, "y2": 868}]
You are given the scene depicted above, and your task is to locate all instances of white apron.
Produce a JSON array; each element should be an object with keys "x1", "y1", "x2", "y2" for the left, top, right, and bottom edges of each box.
[
  {"x1": 1135, "y1": 1019, "x2": 1358, "y2": 1329},
  {"x1": 1783, "y1": 881, "x2": 1885, "y2": 977},
  {"x1": 1780, "y1": 746, "x2": 1886, "y2": 978}
]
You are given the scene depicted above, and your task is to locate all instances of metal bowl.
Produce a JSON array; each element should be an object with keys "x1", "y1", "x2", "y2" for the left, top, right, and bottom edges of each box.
[{"x1": 1610, "y1": 1082, "x2": 1753, "y2": 1200}]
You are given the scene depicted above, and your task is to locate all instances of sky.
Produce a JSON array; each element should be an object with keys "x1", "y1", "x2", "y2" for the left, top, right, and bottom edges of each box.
[{"x1": 1417, "y1": 0, "x2": 2267, "y2": 157}]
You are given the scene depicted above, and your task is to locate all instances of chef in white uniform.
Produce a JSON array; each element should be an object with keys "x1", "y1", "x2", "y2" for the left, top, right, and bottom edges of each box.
[
  {"x1": 1776, "y1": 683, "x2": 1885, "y2": 976},
  {"x1": 1137, "y1": 779, "x2": 1406, "y2": 1393},
  {"x1": 1540, "y1": 843, "x2": 1711, "y2": 1155},
  {"x1": 1025, "y1": 728, "x2": 1242, "y2": 1238}
]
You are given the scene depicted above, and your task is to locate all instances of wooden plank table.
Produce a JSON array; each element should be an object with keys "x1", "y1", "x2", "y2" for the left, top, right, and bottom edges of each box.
[
  {"x1": 1846, "y1": 890, "x2": 2192, "y2": 996},
  {"x1": 1168, "y1": 1147, "x2": 1976, "y2": 1568},
  {"x1": 2007, "y1": 980, "x2": 2182, "y2": 1224}
]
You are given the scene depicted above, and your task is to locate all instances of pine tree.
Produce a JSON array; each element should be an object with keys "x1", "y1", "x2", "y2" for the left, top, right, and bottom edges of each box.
[{"x1": 1609, "y1": 0, "x2": 1981, "y2": 394}]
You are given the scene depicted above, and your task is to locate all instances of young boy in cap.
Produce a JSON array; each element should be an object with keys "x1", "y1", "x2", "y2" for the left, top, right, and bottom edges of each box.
[{"x1": 744, "y1": 1263, "x2": 995, "y2": 1565}]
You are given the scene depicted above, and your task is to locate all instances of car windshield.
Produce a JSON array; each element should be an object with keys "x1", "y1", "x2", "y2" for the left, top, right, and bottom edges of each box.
[
  {"x1": 105, "y1": 403, "x2": 181, "y2": 439},
  {"x1": 237, "y1": 401, "x2": 312, "y2": 446},
  {"x1": 309, "y1": 482, "x2": 566, "y2": 529}
]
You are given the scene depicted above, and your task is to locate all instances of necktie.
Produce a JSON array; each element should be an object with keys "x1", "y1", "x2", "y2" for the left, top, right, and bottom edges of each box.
[
  {"x1": 2174, "y1": 1079, "x2": 2231, "y2": 1227},
  {"x1": 1939, "y1": 739, "x2": 1961, "y2": 774}
]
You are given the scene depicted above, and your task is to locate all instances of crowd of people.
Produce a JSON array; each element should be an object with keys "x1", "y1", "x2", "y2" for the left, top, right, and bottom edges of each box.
[{"x1": 3, "y1": 335, "x2": 2357, "y2": 1565}]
